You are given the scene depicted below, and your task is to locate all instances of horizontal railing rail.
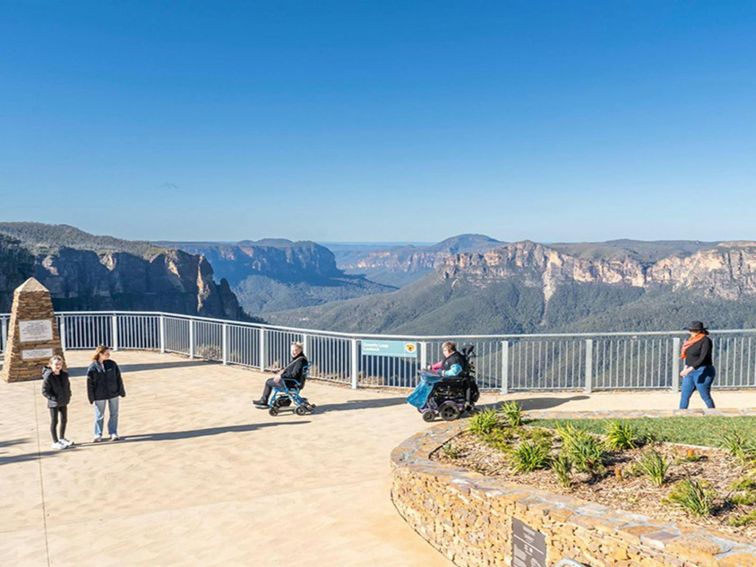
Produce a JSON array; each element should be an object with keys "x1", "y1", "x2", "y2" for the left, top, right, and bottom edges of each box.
[{"x1": 1, "y1": 310, "x2": 755, "y2": 391}]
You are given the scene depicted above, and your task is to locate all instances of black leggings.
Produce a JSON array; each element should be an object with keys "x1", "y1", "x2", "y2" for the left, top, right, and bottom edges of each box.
[{"x1": 50, "y1": 406, "x2": 68, "y2": 442}]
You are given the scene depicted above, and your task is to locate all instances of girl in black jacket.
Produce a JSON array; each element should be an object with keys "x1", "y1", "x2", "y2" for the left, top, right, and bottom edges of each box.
[{"x1": 42, "y1": 355, "x2": 74, "y2": 449}]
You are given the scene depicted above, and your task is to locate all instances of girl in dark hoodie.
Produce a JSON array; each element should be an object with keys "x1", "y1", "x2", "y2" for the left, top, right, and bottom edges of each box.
[{"x1": 42, "y1": 355, "x2": 73, "y2": 449}]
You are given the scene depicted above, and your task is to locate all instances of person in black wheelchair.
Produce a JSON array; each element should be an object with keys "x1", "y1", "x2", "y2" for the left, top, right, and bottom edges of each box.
[
  {"x1": 407, "y1": 341, "x2": 479, "y2": 422},
  {"x1": 253, "y1": 342, "x2": 312, "y2": 415}
]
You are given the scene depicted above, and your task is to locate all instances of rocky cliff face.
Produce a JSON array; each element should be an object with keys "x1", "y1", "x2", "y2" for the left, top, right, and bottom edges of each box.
[
  {"x1": 0, "y1": 230, "x2": 248, "y2": 319},
  {"x1": 172, "y1": 240, "x2": 342, "y2": 284},
  {"x1": 164, "y1": 239, "x2": 394, "y2": 314},
  {"x1": 0, "y1": 236, "x2": 36, "y2": 312},
  {"x1": 438, "y1": 241, "x2": 756, "y2": 301},
  {"x1": 34, "y1": 248, "x2": 247, "y2": 318}
]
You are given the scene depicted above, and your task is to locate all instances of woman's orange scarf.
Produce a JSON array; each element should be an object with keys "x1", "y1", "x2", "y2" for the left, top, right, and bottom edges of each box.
[{"x1": 680, "y1": 332, "x2": 706, "y2": 359}]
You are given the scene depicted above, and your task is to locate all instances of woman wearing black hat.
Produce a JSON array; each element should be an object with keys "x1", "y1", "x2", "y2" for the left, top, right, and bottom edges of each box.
[{"x1": 679, "y1": 321, "x2": 716, "y2": 409}]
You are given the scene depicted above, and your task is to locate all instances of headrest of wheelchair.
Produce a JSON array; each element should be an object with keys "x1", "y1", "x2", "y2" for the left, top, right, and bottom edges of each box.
[{"x1": 460, "y1": 344, "x2": 475, "y2": 357}]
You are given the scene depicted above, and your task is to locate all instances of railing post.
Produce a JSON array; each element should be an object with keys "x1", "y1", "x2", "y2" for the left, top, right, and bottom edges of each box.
[
  {"x1": 259, "y1": 328, "x2": 266, "y2": 371},
  {"x1": 350, "y1": 338, "x2": 359, "y2": 389},
  {"x1": 189, "y1": 319, "x2": 194, "y2": 359},
  {"x1": 111, "y1": 315, "x2": 119, "y2": 351},
  {"x1": 671, "y1": 337, "x2": 681, "y2": 392},
  {"x1": 301, "y1": 333, "x2": 309, "y2": 356},
  {"x1": 222, "y1": 323, "x2": 228, "y2": 365},
  {"x1": 584, "y1": 339, "x2": 593, "y2": 393},
  {"x1": 419, "y1": 341, "x2": 427, "y2": 370},
  {"x1": 59, "y1": 316, "x2": 67, "y2": 352},
  {"x1": 159, "y1": 314, "x2": 166, "y2": 353},
  {"x1": 501, "y1": 340, "x2": 509, "y2": 394}
]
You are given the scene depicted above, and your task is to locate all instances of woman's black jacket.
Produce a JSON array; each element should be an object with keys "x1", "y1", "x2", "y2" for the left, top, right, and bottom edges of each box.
[{"x1": 87, "y1": 360, "x2": 126, "y2": 403}]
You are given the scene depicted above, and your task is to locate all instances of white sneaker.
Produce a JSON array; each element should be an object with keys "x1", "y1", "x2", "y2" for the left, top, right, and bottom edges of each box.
[
  {"x1": 110, "y1": 434, "x2": 120, "y2": 441},
  {"x1": 51, "y1": 441, "x2": 65, "y2": 450},
  {"x1": 60, "y1": 438, "x2": 74, "y2": 448},
  {"x1": 93, "y1": 436, "x2": 103, "y2": 443}
]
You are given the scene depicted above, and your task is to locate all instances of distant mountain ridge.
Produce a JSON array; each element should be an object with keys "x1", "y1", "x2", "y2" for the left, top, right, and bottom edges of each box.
[
  {"x1": 268, "y1": 238, "x2": 756, "y2": 334},
  {"x1": 162, "y1": 239, "x2": 395, "y2": 315},
  {"x1": 335, "y1": 233, "x2": 504, "y2": 287},
  {"x1": 0, "y1": 223, "x2": 249, "y2": 319}
]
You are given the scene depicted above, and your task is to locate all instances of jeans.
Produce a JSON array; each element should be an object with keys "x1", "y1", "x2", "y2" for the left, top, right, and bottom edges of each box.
[
  {"x1": 93, "y1": 397, "x2": 120, "y2": 437},
  {"x1": 679, "y1": 365, "x2": 716, "y2": 409}
]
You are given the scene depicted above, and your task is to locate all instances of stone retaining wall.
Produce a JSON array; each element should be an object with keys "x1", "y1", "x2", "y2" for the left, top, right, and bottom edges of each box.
[{"x1": 391, "y1": 421, "x2": 755, "y2": 567}]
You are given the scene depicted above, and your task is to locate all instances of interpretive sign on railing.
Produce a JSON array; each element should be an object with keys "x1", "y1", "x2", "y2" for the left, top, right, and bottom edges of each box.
[{"x1": 362, "y1": 340, "x2": 417, "y2": 358}]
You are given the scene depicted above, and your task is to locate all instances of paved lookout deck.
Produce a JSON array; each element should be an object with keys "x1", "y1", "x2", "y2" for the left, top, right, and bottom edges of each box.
[{"x1": 2, "y1": 351, "x2": 755, "y2": 566}]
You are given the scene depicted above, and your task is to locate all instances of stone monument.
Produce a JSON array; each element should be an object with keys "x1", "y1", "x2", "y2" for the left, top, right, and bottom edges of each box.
[{"x1": 1, "y1": 278, "x2": 65, "y2": 382}]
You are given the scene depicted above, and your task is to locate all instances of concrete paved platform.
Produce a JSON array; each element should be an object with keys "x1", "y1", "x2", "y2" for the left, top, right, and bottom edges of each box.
[{"x1": 1, "y1": 351, "x2": 754, "y2": 566}]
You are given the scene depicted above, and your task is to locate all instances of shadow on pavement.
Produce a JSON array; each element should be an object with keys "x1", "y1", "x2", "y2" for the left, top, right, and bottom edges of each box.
[
  {"x1": 478, "y1": 395, "x2": 591, "y2": 412},
  {"x1": 313, "y1": 397, "x2": 407, "y2": 413},
  {"x1": 120, "y1": 420, "x2": 310, "y2": 443}
]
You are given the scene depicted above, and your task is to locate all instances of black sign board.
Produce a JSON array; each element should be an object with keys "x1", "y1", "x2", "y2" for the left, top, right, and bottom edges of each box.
[{"x1": 512, "y1": 517, "x2": 546, "y2": 567}]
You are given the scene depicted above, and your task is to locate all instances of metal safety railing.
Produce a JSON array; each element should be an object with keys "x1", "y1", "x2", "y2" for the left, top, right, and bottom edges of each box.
[{"x1": 1, "y1": 311, "x2": 755, "y2": 391}]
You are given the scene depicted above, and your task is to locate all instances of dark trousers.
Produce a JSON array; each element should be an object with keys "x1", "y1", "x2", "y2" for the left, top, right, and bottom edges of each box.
[
  {"x1": 50, "y1": 406, "x2": 68, "y2": 442},
  {"x1": 260, "y1": 377, "x2": 279, "y2": 403},
  {"x1": 260, "y1": 377, "x2": 298, "y2": 403},
  {"x1": 679, "y1": 365, "x2": 716, "y2": 409}
]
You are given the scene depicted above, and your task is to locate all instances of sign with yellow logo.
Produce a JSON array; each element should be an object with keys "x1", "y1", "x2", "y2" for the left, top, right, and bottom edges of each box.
[{"x1": 362, "y1": 340, "x2": 418, "y2": 358}]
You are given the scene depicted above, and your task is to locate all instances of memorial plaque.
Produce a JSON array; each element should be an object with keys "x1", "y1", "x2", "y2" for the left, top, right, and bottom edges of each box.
[
  {"x1": 22, "y1": 348, "x2": 54, "y2": 361},
  {"x1": 512, "y1": 518, "x2": 546, "y2": 567},
  {"x1": 18, "y1": 319, "x2": 54, "y2": 343},
  {"x1": 2, "y1": 278, "x2": 65, "y2": 383}
]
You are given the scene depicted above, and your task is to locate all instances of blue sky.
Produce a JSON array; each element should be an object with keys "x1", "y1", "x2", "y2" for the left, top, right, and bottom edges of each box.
[{"x1": 1, "y1": 1, "x2": 755, "y2": 243}]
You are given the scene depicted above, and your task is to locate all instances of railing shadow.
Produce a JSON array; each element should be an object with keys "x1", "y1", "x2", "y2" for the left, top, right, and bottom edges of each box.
[
  {"x1": 0, "y1": 438, "x2": 29, "y2": 449},
  {"x1": 313, "y1": 397, "x2": 407, "y2": 413},
  {"x1": 477, "y1": 395, "x2": 591, "y2": 412},
  {"x1": 118, "y1": 420, "x2": 309, "y2": 443},
  {"x1": 1, "y1": 449, "x2": 61, "y2": 466},
  {"x1": 65, "y1": 360, "x2": 216, "y2": 375}
]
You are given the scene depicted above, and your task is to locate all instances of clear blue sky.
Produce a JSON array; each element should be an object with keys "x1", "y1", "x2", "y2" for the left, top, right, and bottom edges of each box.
[{"x1": 1, "y1": 1, "x2": 755, "y2": 243}]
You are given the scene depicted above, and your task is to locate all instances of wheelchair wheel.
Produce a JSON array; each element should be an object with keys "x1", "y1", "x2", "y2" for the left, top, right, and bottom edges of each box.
[
  {"x1": 295, "y1": 406, "x2": 307, "y2": 416},
  {"x1": 439, "y1": 403, "x2": 460, "y2": 421},
  {"x1": 422, "y1": 411, "x2": 436, "y2": 422},
  {"x1": 268, "y1": 407, "x2": 278, "y2": 416}
]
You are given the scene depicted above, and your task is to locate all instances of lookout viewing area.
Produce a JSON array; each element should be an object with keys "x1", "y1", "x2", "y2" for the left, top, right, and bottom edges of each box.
[{"x1": 1, "y1": 310, "x2": 755, "y2": 565}]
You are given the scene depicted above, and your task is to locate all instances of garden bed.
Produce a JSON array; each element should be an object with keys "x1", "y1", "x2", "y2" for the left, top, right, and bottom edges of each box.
[{"x1": 431, "y1": 406, "x2": 756, "y2": 540}]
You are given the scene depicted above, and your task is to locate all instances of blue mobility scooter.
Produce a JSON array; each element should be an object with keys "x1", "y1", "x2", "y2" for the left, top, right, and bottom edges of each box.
[
  {"x1": 266, "y1": 364, "x2": 316, "y2": 417},
  {"x1": 407, "y1": 344, "x2": 479, "y2": 422}
]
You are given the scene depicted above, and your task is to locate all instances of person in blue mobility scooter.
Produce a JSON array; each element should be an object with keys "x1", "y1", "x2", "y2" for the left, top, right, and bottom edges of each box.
[
  {"x1": 253, "y1": 341, "x2": 314, "y2": 416},
  {"x1": 407, "y1": 341, "x2": 479, "y2": 422}
]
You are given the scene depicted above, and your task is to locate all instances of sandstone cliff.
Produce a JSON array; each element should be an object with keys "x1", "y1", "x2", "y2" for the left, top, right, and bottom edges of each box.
[{"x1": 437, "y1": 241, "x2": 756, "y2": 301}]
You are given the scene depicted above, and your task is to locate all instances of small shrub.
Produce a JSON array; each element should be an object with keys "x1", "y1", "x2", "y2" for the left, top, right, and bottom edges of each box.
[
  {"x1": 728, "y1": 510, "x2": 756, "y2": 527},
  {"x1": 501, "y1": 401, "x2": 523, "y2": 427},
  {"x1": 550, "y1": 454, "x2": 572, "y2": 487},
  {"x1": 483, "y1": 428, "x2": 516, "y2": 452},
  {"x1": 511, "y1": 441, "x2": 550, "y2": 473},
  {"x1": 561, "y1": 430, "x2": 606, "y2": 476},
  {"x1": 470, "y1": 409, "x2": 500, "y2": 437},
  {"x1": 519, "y1": 427, "x2": 554, "y2": 445},
  {"x1": 728, "y1": 474, "x2": 756, "y2": 507},
  {"x1": 721, "y1": 431, "x2": 756, "y2": 464},
  {"x1": 636, "y1": 450, "x2": 670, "y2": 487},
  {"x1": 555, "y1": 422, "x2": 580, "y2": 444},
  {"x1": 442, "y1": 443, "x2": 462, "y2": 460},
  {"x1": 667, "y1": 479, "x2": 716, "y2": 517},
  {"x1": 604, "y1": 421, "x2": 640, "y2": 451}
]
